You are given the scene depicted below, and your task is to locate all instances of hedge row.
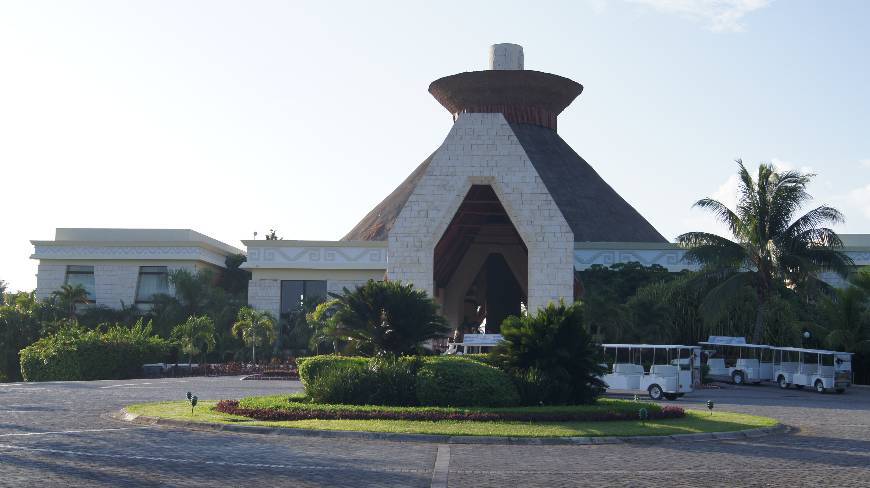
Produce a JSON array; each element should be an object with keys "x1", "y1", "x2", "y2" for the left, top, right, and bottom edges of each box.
[
  {"x1": 214, "y1": 399, "x2": 685, "y2": 422},
  {"x1": 297, "y1": 355, "x2": 520, "y2": 407},
  {"x1": 19, "y1": 325, "x2": 170, "y2": 381}
]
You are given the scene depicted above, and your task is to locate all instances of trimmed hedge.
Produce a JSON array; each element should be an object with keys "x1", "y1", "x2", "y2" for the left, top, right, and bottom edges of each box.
[
  {"x1": 297, "y1": 355, "x2": 520, "y2": 407},
  {"x1": 216, "y1": 396, "x2": 685, "y2": 422},
  {"x1": 297, "y1": 355, "x2": 368, "y2": 389},
  {"x1": 19, "y1": 324, "x2": 170, "y2": 382},
  {"x1": 416, "y1": 356, "x2": 520, "y2": 407}
]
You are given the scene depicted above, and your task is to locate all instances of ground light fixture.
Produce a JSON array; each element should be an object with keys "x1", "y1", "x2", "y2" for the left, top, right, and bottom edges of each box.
[{"x1": 707, "y1": 400, "x2": 715, "y2": 416}]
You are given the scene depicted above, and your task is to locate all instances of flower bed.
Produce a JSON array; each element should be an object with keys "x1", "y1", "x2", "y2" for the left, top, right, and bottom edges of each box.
[{"x1": 214, "y1": 396, "x2": 685, "y2": 423}]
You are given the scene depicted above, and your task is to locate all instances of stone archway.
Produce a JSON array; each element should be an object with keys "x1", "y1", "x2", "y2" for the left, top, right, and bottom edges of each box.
[{"x1": 433, "y1": 185, "x2": 528, "y2": 332}]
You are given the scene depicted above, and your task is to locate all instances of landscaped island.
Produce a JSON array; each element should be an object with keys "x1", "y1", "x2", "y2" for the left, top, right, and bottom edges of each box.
[{"x1": 124, "y1": 398, "x2": 776, "y2": 438}]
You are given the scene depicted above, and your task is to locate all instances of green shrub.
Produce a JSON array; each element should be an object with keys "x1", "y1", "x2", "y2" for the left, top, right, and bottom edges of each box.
[
  {"x1": 415, "y1": 356, "x2": 520, "y2": 407},
  {"x1": 306, "y1": 363, "x2": 375, "y2": 404},
  {"x1": 302, "y1": 355, "x2": 420, "y2": 406},
  {"x1": 493, "y1": 301, "x2": 606, "y2": 405},
  {"x1": 298, "y1": 355, "x2": 369, "y2": 389},
  {"x1": 19, "y1": 321, "x2": 170, "y2": 382},
  {"x1": 461, "y1": 353, "x2": 499, "y2": 367}
]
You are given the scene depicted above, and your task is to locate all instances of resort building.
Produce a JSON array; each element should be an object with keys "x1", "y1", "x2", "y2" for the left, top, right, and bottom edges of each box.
[
  {"x1": 29, "y1": 44, "x2": 870, "y2": 331},
  {"x1": 31, "y1": 228, "x2": 243, "y2": 309}
]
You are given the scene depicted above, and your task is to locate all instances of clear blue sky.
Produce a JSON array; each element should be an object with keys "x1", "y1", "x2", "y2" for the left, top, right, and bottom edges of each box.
[{"x1": 1, "y1": 0, "x2": 868, "y2": 291}]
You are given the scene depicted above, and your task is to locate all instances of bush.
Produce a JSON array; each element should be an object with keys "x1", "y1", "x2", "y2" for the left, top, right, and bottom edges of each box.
[
  {"x1": 415, "y1": 357, "x2": 520, "y2": 407},
  {"x1": 19, "y1": 321, "x2": 170, "y2": 382},
  {"x1": 302, "y1": 355, "x2": 420, "y2": 406},
  {"x1": 493, "y1": 301, "x2": 606, "y2": 405},
  {"x1": 298, "y1": 355, "x2": 369, "y2": 389},
  {"x1": 298, "y1": 355, "x2": 519, "y2": 407}
]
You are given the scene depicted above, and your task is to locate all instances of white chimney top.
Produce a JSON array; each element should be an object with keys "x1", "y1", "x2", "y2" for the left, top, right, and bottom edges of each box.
[{"x1": 488, "y1": 43, "x2": 524, "y2": 70}]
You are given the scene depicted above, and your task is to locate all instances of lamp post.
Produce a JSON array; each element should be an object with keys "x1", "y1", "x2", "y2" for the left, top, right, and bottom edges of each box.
[{"x1": 802, "y1": 330, "x2": 811, "y2": 348}]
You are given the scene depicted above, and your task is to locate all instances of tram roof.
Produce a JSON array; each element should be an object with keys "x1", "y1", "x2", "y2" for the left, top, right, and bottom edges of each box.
[
  {"x1": 698, "y1": 342, "x2": 771, "y2": 349},
  {"x1": 602, "y1": 344, "x2": 698, "y2": 349},
  {"x1": 769, "y1": 346, "x2": 853, "y2": 355}
]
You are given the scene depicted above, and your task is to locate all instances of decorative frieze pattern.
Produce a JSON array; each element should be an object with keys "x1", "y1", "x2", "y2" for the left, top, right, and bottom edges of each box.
[{"x1": 245, "y1": 245, "x2": 387, "y2": 269}]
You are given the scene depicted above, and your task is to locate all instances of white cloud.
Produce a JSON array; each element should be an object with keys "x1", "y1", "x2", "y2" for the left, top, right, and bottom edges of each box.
[
  {"x1": 628, "y1": 0, "x2": 772, "y2": 32},
  {"x1": 847, "y1": 184, "x2": 870, "y2": 219},
  {"x1": 711, "y1": 173, "x2": 740, "y2": 211},
  {"x1": 770, "y1": 157, "x2": 814, "y2": 175},
  {"x1": 860, "y1": 159, "x2": 870, "y2": 168}
]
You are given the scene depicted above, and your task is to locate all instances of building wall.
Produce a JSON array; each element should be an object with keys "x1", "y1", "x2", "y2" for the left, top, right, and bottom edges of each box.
[
  {"x1": 247, "y1": 268, "x2": 385, "y2": 318},
  {"x1": 35, "y1": 260, "x2": 214, "y2": 308},
  {"x1": 387, "y1": 112, "x2": 574, "y2": 312}
]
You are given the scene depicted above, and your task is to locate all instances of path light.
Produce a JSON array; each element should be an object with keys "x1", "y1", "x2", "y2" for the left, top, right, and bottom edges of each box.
[
  {"x1": 707, "y1": 400, "x2": 714, "y2": 416},
  {"x1": 190, "y1": 395, "x2": 198, "y2": 415},
  {"x1": 638, "y1": 407, "x2": 649, "y2": 426}
]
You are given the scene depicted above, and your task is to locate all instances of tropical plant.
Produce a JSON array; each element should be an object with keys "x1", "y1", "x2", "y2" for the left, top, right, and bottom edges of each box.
[
  {"x1": 148, "y1": 268, "x2": 246, "y2": 361},
  {"x1": 19, "y1": 321, "x2": 170, "y2": 381},
  {"x1": 493, "y1": 301, "x2": 606, "y2": 405},
  {"x1": 817, "y1": 286, "x2": 870, "y2": 354},
  {"x1": 52, "y1": 283, "x2": 90, "y2": 319},
  {"x1": 232, "y1": 307, "x2": 277, "y2": 364},
  {"x1": 678, "y1": 160, "x2": 853, "y2": 343},
  {"x1": 325, "y1": 280, "x2": 450, "y2": 356},
  {"x1": 278, "y1": 296, "x2": 325, "y2": 356},
  {"x1": 171, "y1": 315, "x2": 216, "y2": 366}
]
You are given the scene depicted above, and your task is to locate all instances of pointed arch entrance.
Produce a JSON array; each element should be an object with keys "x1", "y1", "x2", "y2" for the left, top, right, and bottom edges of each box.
[{"x1": 433, "y1": 185, "x2": 528, "y2": 333}]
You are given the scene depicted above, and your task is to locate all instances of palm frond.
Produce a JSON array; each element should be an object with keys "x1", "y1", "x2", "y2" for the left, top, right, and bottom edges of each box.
[
  {"x1": 783, "y1": 206, "x2": 844, "y2": 241},
  {"x1": 692, "y1": 198, "x2": 745, "y2": 238},
  {"x1": 677, "y1": 232, "x2": 747, "y2": 268}
]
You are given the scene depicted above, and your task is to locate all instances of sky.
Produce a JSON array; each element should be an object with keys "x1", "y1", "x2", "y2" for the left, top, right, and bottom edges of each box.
[{"x1": 1, "y1": 0, "x2": 868, "y2": 292}]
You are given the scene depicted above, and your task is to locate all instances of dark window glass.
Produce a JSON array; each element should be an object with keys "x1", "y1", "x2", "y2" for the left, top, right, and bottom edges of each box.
[
  {"x1": 136, "y1": 266, "x2": 169, "y2": 303},
  {"x1": 65, "y1": 265, "x2": 96, "y2": 302},
  {"x1": 280, "y1": 280, "x2": 327, "y2": 315}
]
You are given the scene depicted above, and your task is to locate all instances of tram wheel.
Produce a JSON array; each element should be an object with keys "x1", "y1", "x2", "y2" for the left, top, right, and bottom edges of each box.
[
  {"x1": 732, "y1": 371, "x2": 745, "y2": 385},
  {"x1": 815, "y1": 380, "x2": 826, "y2": 394},
  {"x1": 648, "y1": 384, "x2": 663, "y2": 401}
]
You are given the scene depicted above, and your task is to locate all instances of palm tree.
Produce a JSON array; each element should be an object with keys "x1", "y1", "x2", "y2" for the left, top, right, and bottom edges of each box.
[
  {"x1": 678, "y1": 161, "x2": 853, "y2": 343},
  {"x1": 231, "y1": 307, "x2": 276, "y2": 364},
  {"x1": 328, "y1": 280, "x2": 450, "y2": 356},
  {"x1": 52, "y1": 284, "x2": 90, "y2": 319},
  {"x1": 171, "y1": 315, "x2": 216, "y2": 367}
]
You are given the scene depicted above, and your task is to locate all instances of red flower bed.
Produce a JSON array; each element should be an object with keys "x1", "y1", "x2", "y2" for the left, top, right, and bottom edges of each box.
[{"x1": 214, "y1": 400, "x2": 686, "y2": 423}]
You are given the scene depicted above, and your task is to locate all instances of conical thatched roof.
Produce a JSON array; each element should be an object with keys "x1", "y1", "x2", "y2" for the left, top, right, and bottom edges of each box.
[
  {"x1": 341, "y1": 127, "x2": 666, "y2": 243},
  {"x1": 342, "y1": 63, "x2": 666, "y2": 244}
]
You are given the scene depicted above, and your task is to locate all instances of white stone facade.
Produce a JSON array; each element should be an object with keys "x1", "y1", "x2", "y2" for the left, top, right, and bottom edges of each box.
[
  {"x1": 31, "y1": 229, "x2": 243, "y2": 309},
  {"x1": 242, "y1": 240, "x2": 387, "y2": 317},
  {"x1": 387, "y1": 112, "x2": 575, "y2": 312}
]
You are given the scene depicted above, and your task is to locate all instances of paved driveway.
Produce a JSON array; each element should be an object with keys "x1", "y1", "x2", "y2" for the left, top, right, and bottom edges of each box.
[{"x1": 0, "y1": 377, "x2": 868, "y2": 487}]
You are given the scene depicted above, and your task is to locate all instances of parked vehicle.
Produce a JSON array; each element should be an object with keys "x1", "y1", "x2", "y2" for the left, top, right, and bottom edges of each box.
[
  {"x1": 444, "y1": 333, "x2": 503, "y2": 355},
  {"x1": 698, "y1": 336, "x2": 773, "y2": 385},
  {"x1": 600, "y1": 344, "x2": 699, "y2": 400},
  {"x1": 770, "y1": 347, "x2": 853, "y2": 393}
]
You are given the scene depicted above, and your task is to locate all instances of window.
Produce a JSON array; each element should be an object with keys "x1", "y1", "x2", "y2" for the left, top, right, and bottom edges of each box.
[
  {"x1": 65, "y1": 265, "x2": 95, "y2": 302},
  {"x1": 136, "y1": 266, "x2": 169, "y2": 303},
  {"x1": 280, "y1": 280, "x2": 327, "y2": 315}
]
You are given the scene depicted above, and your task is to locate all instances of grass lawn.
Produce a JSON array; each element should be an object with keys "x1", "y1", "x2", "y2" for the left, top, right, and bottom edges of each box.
[
  {"x1": 125, "y1": 400, "x2": 777, "y2": 438},
  {"x1": 235, "y1": 393, "x2": 671, "y2": 416}
]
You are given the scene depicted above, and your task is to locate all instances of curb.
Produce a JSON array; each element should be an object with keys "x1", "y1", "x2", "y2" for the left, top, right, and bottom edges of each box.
[{"x1": 109, "y1": 409, "x2": 788, "y2": 446}]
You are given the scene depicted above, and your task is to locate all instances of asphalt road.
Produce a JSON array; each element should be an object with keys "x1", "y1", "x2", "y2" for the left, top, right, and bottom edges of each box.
[{"x1": 0, "y1": 377, "x2": 868, "y2": 487}]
